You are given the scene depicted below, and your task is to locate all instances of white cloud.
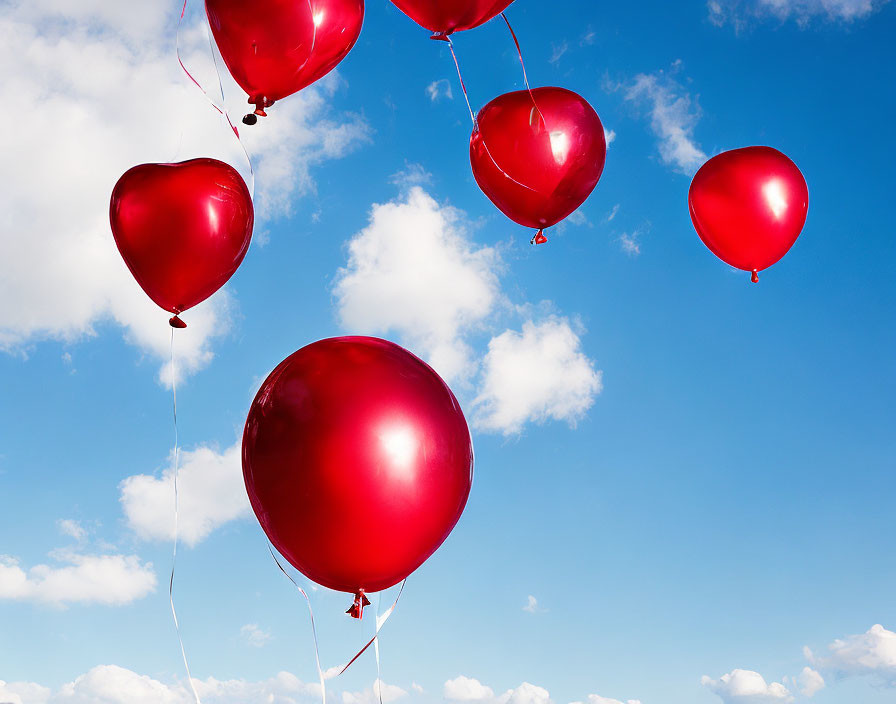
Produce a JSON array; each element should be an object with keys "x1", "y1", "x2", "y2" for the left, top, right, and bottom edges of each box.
[
  {"x1": 604, "y1": 129, "x2": 617, "y2": 146},
  {"x1": 707, "y1": 0, "x2": 890, "y2": 25},
  {"x1": 0, "y1": 2, "x2": 368, "y2": 384},
  {"x1": 618, "y1": 232, "x2": 642, "y2": 256},
  {"x1": 499, "y1": 683, "x2": 552, "y2": 704},
  {"x1": 445, "y1": 676, "x2": 495, "y2": 701},
  {"x1": 333, "y1": 186, "x2": 502, "y2": 383},
  {"x1": 0, "y1": 551, "x2": 155, "y2": 607},
  {"x1": 523, "y1": 595, "x2": 539, "y2": 613},
  {"x1": 795, "y1": 667, "x2": 825, "y2": 697},
  {"x1": 549, "y1": 41, "x2": 569, "y2": 65},
  {"x1": 57, "y1": 519, "x2": 87, "y2": 542},
  {"x1": 805, "y1": 624, "x2": 896, "y2": 686},
  {"x1": 570, "y1": 696, "x2": 642, "y2": 704},
  {"x1": 119, "y1": 441, "x2": 249, "y2": 547},
  {"x1": 606, "y1": 205, "x2": 620, "y2": 222},
  {"x1": 427, "y1": 79, "x2": 454, "y2": 102},
  {"x1": 622, "y1": 65, "x2": 707, "y2": 174},
  {"x1": 240, "y1": 624, "x2": 271, "y2": 648},
  {"x1": 473, "y1": 318, "x2": 602, "y2": 435},
  {"x1": 702, "y1": 669, "x2": 793, "y2": 703},
  {"x1": 341, "y1": 680, "x2": 407, "y2": 704},
  {"x1": 0, "y1": 679, "x2": 52, "y2": 704}
]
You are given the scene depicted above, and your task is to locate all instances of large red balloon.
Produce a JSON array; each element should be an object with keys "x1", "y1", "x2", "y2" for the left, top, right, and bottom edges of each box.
[
  {"x1": 243, "y1": 337, "x2": 473, "y2": 614},
  {"x1": 110, "y1": 158, "x2": 253, "y2": 326},
  {"x1": 689, "y1": 146, "x2": 809, "y2": 282},
  {"x1": 389, "y1": 0, "x2": 514, "y2": 36},
  {"x1": 470, "y1": 87, "x2": 607, "y2": 245},
  {"x1": 206, "y1": 0, "x2": 364, "y2": 121}
]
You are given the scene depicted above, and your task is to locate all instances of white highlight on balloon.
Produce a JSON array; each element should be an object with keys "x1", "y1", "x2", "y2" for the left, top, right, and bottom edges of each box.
[
  {"x1": 762, "y1": 179, "x2": 788, "y2": 219},
  {"x1": 379, "y1": 424, "x2": 419, "y2": 476},
  {"x1": 549, "y1": 130, "x2": 570, "y2": 165},
  {"x1": 313, "y1": 10, "x2": 326, "y2": 27}
]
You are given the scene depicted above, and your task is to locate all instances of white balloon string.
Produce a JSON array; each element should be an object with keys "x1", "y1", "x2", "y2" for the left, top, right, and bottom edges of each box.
[
  {"x1": 268, "y1": 546, "x2": 328, "y2": 704},
  {"x1": 175, "y1": 0, "x2": 255, "y2": 199},
  {"x1": 500, "y1": 12, "x2": 546, "y2": 129},
  {"x1": 445, "y1": 37, "x2": 477, "y2": 126},
  {"x1": 266, "y1": 546, "x2": 406, "y2": 699},
  {"x1": 374, "y1": 592, "x2": 383, "y2": 704},
  {"x1": 169, "y1": 327, "x2": 203, "y2": 704}
]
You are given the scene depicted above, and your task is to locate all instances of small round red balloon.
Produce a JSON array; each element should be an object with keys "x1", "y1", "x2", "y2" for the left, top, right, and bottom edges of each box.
[
  {"x1": 206, "y1": 0, "x2": 364, "y2": 119},
  {"x1": 109, "y1": 158, "x2": 253, "y2": 324},
  {"x1": 470, "y1": 87, "x2": 607, "y2": 244},
  {"x1": 689, "y1": 146, "x2": 809, "y2": 282},
  {"x1": 243, "y1": 337, "x2": 473, "y2": 610},
  {"x1": 389, "y1": 0, "x2": 514, "y2": 36}
]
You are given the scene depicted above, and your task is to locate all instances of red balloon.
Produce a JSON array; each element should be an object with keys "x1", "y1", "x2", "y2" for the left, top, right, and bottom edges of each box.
[
  {"x1": 389, "y1": 0, "x2": 514, "y2": 36},
  {"x1": 470, "y1": 87, "x2": 607, "y2": 244},
  {"x1": 243, "y1": 337, "x2": 473, "y2": 614},
  {"x1": 206, "y1": 0, "x2": 364, "y2": 120},
  {"x1": 110, "y1": 158, "x2": 253, "y2": 325},
  {"x1": 689, "y1": 146, "x2": 809, "y2": 282}
]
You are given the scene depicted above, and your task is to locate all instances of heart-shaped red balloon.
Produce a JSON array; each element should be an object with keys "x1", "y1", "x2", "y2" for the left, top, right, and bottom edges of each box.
[
  {"x1": 689, "y1": 146, "x2": 809, "y2": 282},
  {"x1": 389, "y1": 0, "x2": 514, "y2": 36},
  {"x1": 470, "y1": 87, "x2": 607, "y2": 244},
  {"x1": 243, "y1": 337, "x2": 473, "y2": 612},
  {"x1": 206, "y1": 0, "x2": 364, "y2": 119},
  {"x1": 110, "y1": 158, "x2": 253, "y2": 321}
]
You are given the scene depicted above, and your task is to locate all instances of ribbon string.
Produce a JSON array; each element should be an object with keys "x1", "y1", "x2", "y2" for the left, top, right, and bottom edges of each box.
[
  {"x1": 175, "y1": 0, "x2": 255, "y2": 198},
  {"x1": 267, "y1": 546, "x2": 406, "y2": 704},
  {"x1": 169, "y1": 328, "x2": 203, "y2": 704},
  {"x1": 500, "y1": 12, "x2": 546, "y2": 129},
  {"x1": 444, "y1": 37, "x2": 477, "y2": 126}
]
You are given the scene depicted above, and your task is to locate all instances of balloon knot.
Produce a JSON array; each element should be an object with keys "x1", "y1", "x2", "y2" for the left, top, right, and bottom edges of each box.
[
  {"x1": 346, "y1": 590, "x2": 371, "y2": 619},
  {"x1": 169, "y1": 315, "x2": 187, "y2": 329},
  {"x1": 751, "y1": 269, "x2": 759, "y2": 283},
  {"x1": 530, "y1": 229, "x2": 548, "y2": 246},
  {"x1": 430, "y1": 32, "x2": 451, "y2": 42},
  {"x1": 242, "y1": 113, "x2": 258, "y2": 126}
]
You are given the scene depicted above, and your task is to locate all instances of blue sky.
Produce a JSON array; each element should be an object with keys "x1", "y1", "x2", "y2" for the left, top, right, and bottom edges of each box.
[{"x1": 1, "y1": 1, "x2": 895, "y2": 704}]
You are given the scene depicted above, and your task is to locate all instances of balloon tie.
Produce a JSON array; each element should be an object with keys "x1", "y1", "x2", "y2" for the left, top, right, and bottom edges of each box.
[
  {"x1": 168, "y1": 327, "x2": 203, "y2": 704},
  {"x1": 445, "y1": 37, "x2": 477, "y2": 127},
  {"x1": 346, "y1": 590, "x2": 371, "y2": 619},
  {"x1": 751, "y1": 269, "x2": 759, "y2": 283},
  {"x1": 176, "y1": 0, "x2": 255, "y2": 198},
  {"x1": 169, "y1": 315, "x2": 187, "y2": 329},
  {"x1": 530, "y1": 229, "x2": 548, "y2": 246},
  {"x1": 500, "y1": 12, "x2": 546, "y2": 129}
]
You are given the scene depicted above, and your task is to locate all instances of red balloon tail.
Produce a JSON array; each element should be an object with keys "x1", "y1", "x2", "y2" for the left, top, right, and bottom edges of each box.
[
  {"x1": 530, "y1": 229, "x2": 548, "y2": 246},
  {"x1": 500, "y1": 13, "x2": 546, "y2": 129},
  {"x1": 430, "y1": 33, "x2": 451, "y2": 42},
  {"x1": 346, "y1": 590, "x2": 371, "y2": 619},
  {"x1": 751, "y1": 269, "x2": 760, "y2": 283},
  {"x1": 169, "y1": 315, "x2": 187, "y2": 329}
]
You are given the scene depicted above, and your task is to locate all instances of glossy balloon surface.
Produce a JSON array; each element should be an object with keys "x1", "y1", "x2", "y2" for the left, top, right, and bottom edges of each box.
[
  {"x1": 689, "y1": 146, "x2": 809, "y2": 277},
  {"x1": 110, "y1": 159, "x2": 253, "y2": 316},
  {"x1": 389, "y1": 0, "x2": 514, "y2": 35},
  {"x1": 470, "y1": 87, "x2": 606, "y2": 232},
  {"x1": 243, "y1": 337, "x2": 474, "y2": 594},
  {"x1": 206, "y1": 0, "x2": 364, "y2": 110}
]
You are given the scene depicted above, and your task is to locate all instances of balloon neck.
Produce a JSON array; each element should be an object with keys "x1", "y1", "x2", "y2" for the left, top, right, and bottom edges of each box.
[
  {"x1": 430, "y1": 32, "x2": 452, "y2": 42},
  {"x1": 169, "y1": 315, "x2": 187, "y2": 329},
  {"x1": 751, "y1": 269, "x2": 759, "y2": 284},
  {"x1": 530, "y1": 229, "x2": 548, "y2": 246},
  {"x1": 244, "y1": 96, "x2": 274, "y2": 125},
  {"x1": 346, "y1": 590, "x2": 371, "y2": 619}
]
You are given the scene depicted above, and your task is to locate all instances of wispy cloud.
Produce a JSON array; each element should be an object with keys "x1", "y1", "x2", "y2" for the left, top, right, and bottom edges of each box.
[
  {"x1": 427, "y1": 79, "x2": 454, "y2": 102},
  {"x1": 619, "y1": 62, "x2": 707, "y2": 174}
]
